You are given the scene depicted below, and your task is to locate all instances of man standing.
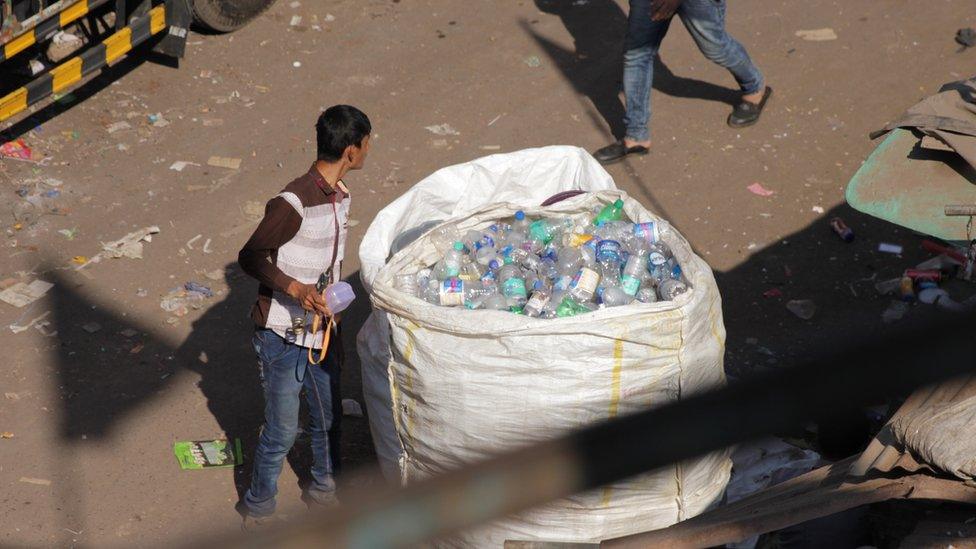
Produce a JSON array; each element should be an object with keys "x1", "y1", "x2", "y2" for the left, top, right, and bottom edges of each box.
[
  {"x1": 594, "y1": 0, "x2": 771, "y2": 164},
  {"x1": 237, "y1": 105, "x2": 371, "y2": 525}
]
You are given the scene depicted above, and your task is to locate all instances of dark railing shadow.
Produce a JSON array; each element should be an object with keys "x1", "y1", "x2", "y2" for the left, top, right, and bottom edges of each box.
[
  {"x1": 48, "y1": 261, "x2": 377, "y2": 503},
  {"x1": 525, "y1": 0, "x2": 740, "y2": 140}
]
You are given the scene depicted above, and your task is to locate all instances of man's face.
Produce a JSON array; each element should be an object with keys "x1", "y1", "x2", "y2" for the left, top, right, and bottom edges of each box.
[{"x1": 348, "y1": 135, "x2": 371, "y2": 170}]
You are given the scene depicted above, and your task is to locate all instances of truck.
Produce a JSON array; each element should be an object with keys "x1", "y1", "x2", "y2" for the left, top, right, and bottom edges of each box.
[{"x1": 0, "y1": 0, "x2": 276, "y2": 124}]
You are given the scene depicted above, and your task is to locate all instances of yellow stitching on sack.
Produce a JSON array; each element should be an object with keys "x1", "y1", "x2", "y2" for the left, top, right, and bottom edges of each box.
[{"x1": 602, "y1": 334, "x2": 626, "y2": 506}]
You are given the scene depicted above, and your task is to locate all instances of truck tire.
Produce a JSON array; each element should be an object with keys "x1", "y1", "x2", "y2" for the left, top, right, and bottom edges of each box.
[{"x1": 190, "y1": 0, "x2": 277, "y2": 33}]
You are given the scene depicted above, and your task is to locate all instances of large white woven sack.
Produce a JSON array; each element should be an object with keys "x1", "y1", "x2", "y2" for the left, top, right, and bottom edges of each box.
[
  {"x1": 358, "y1": 147, "x2": 730, "y2": 545},
  {"x1": 357, "y1": 146, "x2": 616, "y2": 481}
]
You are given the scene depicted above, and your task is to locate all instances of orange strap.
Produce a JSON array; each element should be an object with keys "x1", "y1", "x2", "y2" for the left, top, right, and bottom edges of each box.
[{"x1": 307, "y1": 312, "x2": 335, "y2": 364}]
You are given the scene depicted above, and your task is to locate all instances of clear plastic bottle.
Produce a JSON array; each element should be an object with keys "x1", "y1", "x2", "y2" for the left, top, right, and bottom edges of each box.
[
  {"x1": 497, "y1": 264, "x2": 528, "y2": 306},
  {"x1": 601, "y1": 286, "x2": 633, "y2": 307},
  {"x1": 510, "y1": 247, "x2": 543, "y2": 273},
  {"x1": 635, "y1": 286, "x2": 658, "y2": 303},
  {"x1": 394, "y1": 273, "x2": 419, "y2": 296},
  {"x1": 463, "y1": 280, "x2": 498, "y2": 309},
  {"x1": 430, "y1": 225, "x2": 460, "y2": 251},
  {"x1": 524, "y1": 287, "x2": 552, "y2": 317},
  {"x1": 482, "y1": 293, "x2": 510, "y2": 311},
  {"x1": 620, "y1": 246, "x2": 649, "y2": 296},
  {"x1": 442, "y1": 241, "x2": 465, "y2": 278},
  {"x1": 658, "y1": 277, "x2": 689, "y2": 301},
  {"x1": 475, "y1": 245, "x2": 498, "y2": 266},
  {"x1": 512, "y1": 210, "x2": 530, "y2": 234}
]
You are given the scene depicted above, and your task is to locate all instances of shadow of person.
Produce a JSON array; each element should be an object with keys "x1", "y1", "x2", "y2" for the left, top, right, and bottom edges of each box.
[{"x1": 524, "y1": 0, "x2": 741, "y2": 139}]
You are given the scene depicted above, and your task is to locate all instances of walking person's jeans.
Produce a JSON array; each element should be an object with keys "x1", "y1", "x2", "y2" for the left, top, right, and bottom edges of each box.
[
  {"x1": 243, "y1": 328, "x2": 341, "y2": 517},
  {"x1": 623, "y1": 0, "x2": 764, "y2": 142}
]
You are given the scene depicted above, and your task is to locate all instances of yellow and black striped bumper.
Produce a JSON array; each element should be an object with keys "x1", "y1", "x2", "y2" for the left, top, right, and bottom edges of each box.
[
  {"x1": 0, "y1": 5, "x2": 166, "y2": 123},
  {"x1": 0, "y1": 0, "x2": 111, "y2": 63}
]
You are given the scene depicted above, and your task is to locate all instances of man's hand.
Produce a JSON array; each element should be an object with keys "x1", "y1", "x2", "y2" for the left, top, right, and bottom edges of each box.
[
  {"x1": 650, "y1": 0, "x2": 682, "y2": 21},
  {"x1": 287, "y1": 280, "x2": 331, "y2": 316}
]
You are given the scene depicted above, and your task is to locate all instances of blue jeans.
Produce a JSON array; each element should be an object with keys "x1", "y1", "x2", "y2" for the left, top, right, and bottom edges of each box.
[
  {"x1": 623, "y1": 0, "x2": 764, "y2": 141},
  {"x1": 243, "y1": 328, "x2": 341, "y2": 517}
]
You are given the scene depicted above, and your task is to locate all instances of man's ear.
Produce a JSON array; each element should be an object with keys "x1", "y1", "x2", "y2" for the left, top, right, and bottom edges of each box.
[{"x1": 343, "y1": 144, "x2": 356, "y2": 163}]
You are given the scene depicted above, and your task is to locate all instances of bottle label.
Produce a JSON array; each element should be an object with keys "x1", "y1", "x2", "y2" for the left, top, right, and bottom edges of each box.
[
  {"x1": 596, "y1": 240, "x2": 622, "y2": 263},
  {"x1": 439, "y1": 279, "x2": 464, "y2": 307},
  {"x1": 526, "y1": 291, "x2": 549, "y2": 311},
  {"x1": 648, "y1": 251, "x2": 667, "y2": 267},
  {"x1": 620, "y1": 275, "x2": 641, "y2": 296},
  {"x1": 571, "y1": 268, "x2": 600, "y2": 295},
  {"x1": 502, "y1": 277, "x2": 527, "y2": 299},
  {"x1": 633, "y1": 222, "x2": 660, "y2": 244}
]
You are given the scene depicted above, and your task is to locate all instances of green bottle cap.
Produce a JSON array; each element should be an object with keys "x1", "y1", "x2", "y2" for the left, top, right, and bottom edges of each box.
[
  {"x1": 453, "y1": 241, "x2": 464, "y2": 251},
  {"x1": 614, "y1": 199, "x2": 624, "y2": 208}
]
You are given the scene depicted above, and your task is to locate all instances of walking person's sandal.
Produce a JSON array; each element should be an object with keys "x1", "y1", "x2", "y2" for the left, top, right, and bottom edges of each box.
[
  {"x1": 728, "y1": 86, "x2": 772, "y2": 128},
  {"x1": 592, "y1": 141, "x2": 650, "y2": 164}
]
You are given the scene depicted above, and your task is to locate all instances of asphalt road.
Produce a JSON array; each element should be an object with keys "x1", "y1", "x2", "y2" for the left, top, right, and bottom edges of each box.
[{"x1": 1, "y1": 0, "x2": 975, "y2": 545}]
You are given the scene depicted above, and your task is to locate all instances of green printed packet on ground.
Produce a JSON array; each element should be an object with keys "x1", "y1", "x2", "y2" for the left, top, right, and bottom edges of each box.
[{"x1": 174, "y1": 439, "x2": 242, "y2": 469}]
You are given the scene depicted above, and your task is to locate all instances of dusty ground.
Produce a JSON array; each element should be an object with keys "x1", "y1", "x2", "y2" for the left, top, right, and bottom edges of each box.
[{"x1": 1, "y1": 0, "x2": 975, "y2": 546}]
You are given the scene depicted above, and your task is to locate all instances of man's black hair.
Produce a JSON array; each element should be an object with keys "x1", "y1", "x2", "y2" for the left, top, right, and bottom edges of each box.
[{"x1": 316, "y1": 105, "x2": 371, "y2": 162}]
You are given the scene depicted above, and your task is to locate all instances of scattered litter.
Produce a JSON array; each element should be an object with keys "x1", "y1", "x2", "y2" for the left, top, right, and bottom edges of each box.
[
  {"x1": 71, "y1": 255, "x2": 88, "y2": 265},
  {"x1": 323, "y1": 13, "x2": 336, "y2": 22},
  {"x1": 202, "y1": 238, "x2": 213, "y2": 254},
  {"x1": 882, "y1": 300, "x2": 910, "y2": 323},
  {"x1": 5, "y1": 392, "x2": 20, "y2": 400},
  {"x1": 795, "y1": 28, "x2": 837, "y2": 41},
  {"x1": 242, "y1": 200, "x2": 265, "y2": 220},
  {"x1": 57, "y1": 227, "x2": 79, "y2": 240},
  {"x1": 875, "y1": 278, "x2": 901, "y2": 296},
  {"x1": 0, "y1": 280, "x2": 54, "y2": 308},
  {"x1": 100, "y1": 226, "x2": 160, "y2": 260},
  {"x1": 148, "y1": 113, "x2": 170, "y2": 127},
  {"x1": 747, "y1": 182, "x2": 775, "y2": 197},
  {"x1": 9, "y1": 310, "x2": 51, "y2": 334},
  {"x1": 480, "y1": 145, "x2": 502, "y2": 150},
  {"x1": 289, "y1": 0, "x2": 300, "y2": 6},
  {"x1": 786, "y1": 299, "x2": 816, "y2": 320},
  {"x1": 431, "y1": 138, "x2": 449, "y2": 149},
  {"x1": 81, "y1": 322, "x2": 102, "y2": 334},
  {"x1": 186, "y1": 234, "x2": 202, "y2": 250},
  {"x1": 762, "y1": 288, "x2": 783, "y2": 298},
  {"x1": 120, "y1": 328, "x2": 139, "y2": 338},
  {"x1": 342, "y1": 399, "x2": 364, "y2": 417},
  {"x1": 19, "y1": 477, "x2": 51, "y2": 486},
  {"x1": 811, "y1": 205, "x2": 824, "y2": 214},
  {"x1": 160, "y1": 282, "x2": 213, "y2": 317},
  {"x1": 487, "y1": 114, "x2": 503, "y2": 126},
  {"x1": 174, "y1": 439, "x2": 242, "y2": 469},
  {"x1": 1, "y1": 432, "x2": 13, "y2": 438},
  {"x1": 956, "y1": 28, "x2": 976, "y2": 50},
  {"x1": 523, "y1": 55, "x2": 541, "y2": 67},
  {"x1": 878, "y1": 242, "x2": 903, "y2": 255},
  {"x1": 204, "y1": 269, "x2": 224, "y2": 281},
  {"x1": 198, "y1": 351, "x2": 209, "y2": 364},
  {"x1": 293, "y1": 61, "x2": 302, "y2": 68},
  {"x1": 169, "y1": 160, "x2": 198, "y2": 172},
  {"x1": 290, "y1": 15, "x2": 302, "y2": 26},
  {"x1": 829, "y1": 217, "x2": 854, "y2": 242},
  {"x1": 0, "y1": 138, "x2": 33, "y2": 160},
  {"x1": 105, "y1": 121, "x2": 132, "y2": 134},
  {"x1": 202, "y1": 118, "x2": 224, "y2": 127},
  {"x1": 136, "y1": 288, "x2": 148, "y2": 298},
  {"x1": 424, "y1": 123, "x2": 460, "y2": 136},
  {"x1": 207, "y1": 156, "x2": 242, "y2": 170}
]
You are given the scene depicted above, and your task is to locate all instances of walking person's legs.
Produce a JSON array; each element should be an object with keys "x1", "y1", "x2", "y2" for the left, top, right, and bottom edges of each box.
[
  {"x1": 677, "y1": 0, "x2": 771, "y2": 127},
  {"x1": 241, "y1": 328, "x2": 306, "y2": 518},
  {"x1": 302, "y1": 347, "x2": 341, "y2": 506},
  {"x1": 594, "y1": 0, "x2": 671, "y2": 163}
]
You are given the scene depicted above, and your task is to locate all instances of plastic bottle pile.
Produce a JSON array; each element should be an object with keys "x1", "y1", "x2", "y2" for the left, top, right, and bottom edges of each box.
[{"x1": 393, "y1": 200, "x2": 692, "y2": 318}]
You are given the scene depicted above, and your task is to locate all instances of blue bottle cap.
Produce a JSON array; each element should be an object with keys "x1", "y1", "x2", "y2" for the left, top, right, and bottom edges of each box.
[
  {"x1": 488, "y1": 259, "x2": 500, "y2": 270},
  {"x1": 514, "y1": 210, "x2": 525, "y2": 221}
]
